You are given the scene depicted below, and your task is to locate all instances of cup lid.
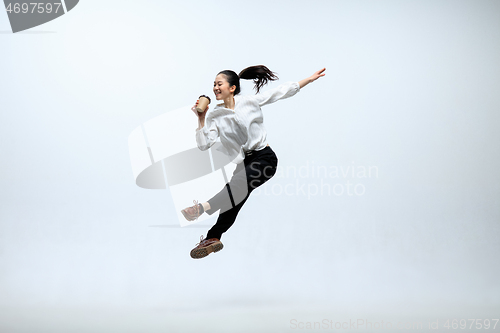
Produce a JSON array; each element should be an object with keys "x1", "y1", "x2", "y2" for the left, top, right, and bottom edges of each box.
[{"x1": 199, "y1": 95, "x2": 211, "y2": 103}]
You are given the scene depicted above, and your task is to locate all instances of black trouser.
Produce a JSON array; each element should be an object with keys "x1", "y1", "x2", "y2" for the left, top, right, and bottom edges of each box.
[{"x1": 204, "y1": 146, "x2": 278, "y2": 240}]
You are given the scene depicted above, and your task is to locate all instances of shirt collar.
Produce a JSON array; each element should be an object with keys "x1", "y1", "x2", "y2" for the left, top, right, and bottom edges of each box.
[{"x1": 213, "y1": 95, "x2": 239, "y2": 113}]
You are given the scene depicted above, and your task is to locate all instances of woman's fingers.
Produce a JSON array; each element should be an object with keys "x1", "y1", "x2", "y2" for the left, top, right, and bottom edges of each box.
[
  {"x1": 192, "y1": 100, "x2": 199, "y2": 113},
  {"x1": 316, "y1": 68, "x2": 326, "y2": 77},
  {"x1": 191, "y1": 99, "x2": 209, "y2": 120},
  {"x1": 311, "y1": 68, "x2": 326, "y2": 82}
]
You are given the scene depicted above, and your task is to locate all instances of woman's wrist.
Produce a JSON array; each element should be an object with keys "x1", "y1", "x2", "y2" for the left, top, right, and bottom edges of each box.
[{"x1": 298, "y1": 77, "x2": 313, "y2": 89}]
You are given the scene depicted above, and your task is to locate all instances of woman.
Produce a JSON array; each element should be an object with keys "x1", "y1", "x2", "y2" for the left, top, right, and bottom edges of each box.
[{"x1": 181, "y1": 65, "x2": 326, "y2": 259}]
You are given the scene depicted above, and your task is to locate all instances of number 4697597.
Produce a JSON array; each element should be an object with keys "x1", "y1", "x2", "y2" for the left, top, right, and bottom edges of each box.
[
  {"x1": 5, "y1": 3, "x2": 62, "y2": 14},
  {"x1": 443, "y1": 319, "x2": 498, "y2": 330}
]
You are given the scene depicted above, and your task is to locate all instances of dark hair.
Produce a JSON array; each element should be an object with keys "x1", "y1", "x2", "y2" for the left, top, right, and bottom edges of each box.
[{"x1": 217, "y1": 65, "x2": 278, "y2": 95}]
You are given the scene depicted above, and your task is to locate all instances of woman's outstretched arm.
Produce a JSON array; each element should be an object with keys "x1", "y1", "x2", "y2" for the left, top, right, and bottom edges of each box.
[{"x1": 298, "y1": 68, "x2": 326, "y2": 89}]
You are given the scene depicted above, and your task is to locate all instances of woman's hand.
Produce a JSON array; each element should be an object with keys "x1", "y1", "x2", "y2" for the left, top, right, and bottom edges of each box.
[
  {"x1": 309, "y1": 68, "x2": 326, "y2": 83},
  {"x1": 192, "y1": 99, "x2": 209, "y2": 118},
  {"x1": 299, "y1": 68, "x2": 326, "y2": 89}
]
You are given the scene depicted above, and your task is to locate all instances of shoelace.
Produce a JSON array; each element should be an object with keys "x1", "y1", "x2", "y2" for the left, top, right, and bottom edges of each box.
[
  {"x1": 192, "y1": 199, "x2": 200, "y2": 220},
  {"x1": 195, "y1": 235, "x2": 206, "y2": 247}
]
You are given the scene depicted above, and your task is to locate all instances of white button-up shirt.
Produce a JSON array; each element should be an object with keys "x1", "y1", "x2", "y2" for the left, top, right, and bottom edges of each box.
[{"x1": 196, "y1": 81, "x2": 301, "y2": 164}]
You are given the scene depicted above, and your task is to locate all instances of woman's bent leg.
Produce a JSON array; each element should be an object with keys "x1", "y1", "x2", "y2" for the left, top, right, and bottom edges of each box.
[
  {"x1": 206, "y1": 195, "x2": 249, "y2": 240},
  {"x1": 204, "y1": 148, "x2": 278, "y2": 240},
  {"x1": 205, "y1": 162, "x2": 249, "y2": 215}
]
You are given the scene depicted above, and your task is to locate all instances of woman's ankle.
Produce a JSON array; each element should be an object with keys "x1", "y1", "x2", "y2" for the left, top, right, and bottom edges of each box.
[{"x1": 202, "y1": 202, "x2": 211, "y2": 212}]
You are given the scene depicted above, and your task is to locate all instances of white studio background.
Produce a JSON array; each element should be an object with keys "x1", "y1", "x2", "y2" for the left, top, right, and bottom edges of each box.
[{"x1": 1, "y1": 0, "x2": 499, "y2": 332}]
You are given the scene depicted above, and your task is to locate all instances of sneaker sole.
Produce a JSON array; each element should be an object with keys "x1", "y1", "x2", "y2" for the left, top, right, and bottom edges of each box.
[{"x1": 190, "y1": 242, "x2": 224, "y2": 259}]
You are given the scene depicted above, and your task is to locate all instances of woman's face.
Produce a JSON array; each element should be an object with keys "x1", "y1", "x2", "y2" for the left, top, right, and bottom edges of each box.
[{"x1": 213, "y1": 74, "x2": 236, "y2": 100}]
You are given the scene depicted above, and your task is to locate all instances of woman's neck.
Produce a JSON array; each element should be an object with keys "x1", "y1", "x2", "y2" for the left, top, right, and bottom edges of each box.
[{"x1": 223, "y1": 95, "x2": 235, "y2": 110}]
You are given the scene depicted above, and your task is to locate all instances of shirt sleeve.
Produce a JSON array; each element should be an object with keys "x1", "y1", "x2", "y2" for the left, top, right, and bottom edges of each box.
[
  {"x1": 195, "y1": 118, "x2": 219, "y2": 151},
  {"x1": 253, "y1": 81, "x2": 301, "y2": 107}
]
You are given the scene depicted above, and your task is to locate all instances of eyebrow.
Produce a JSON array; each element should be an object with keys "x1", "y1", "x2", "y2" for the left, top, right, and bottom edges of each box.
[{"x1": 213, "y1": 81, "x2": 223, "y2": 84}]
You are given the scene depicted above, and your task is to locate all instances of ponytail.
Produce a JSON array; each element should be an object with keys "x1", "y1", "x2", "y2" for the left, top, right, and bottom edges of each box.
[
  {"x1": 239, "y1": 65, "x2": 278, "y2": 94},
  {"x1": 217, "y1": 65, "x2": 278, "y2": 96}
]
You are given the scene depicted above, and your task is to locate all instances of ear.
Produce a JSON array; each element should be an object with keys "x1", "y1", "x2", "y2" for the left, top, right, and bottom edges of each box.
[{"x1": 229, "y1": 85, "x2": 236, "y2": 93}]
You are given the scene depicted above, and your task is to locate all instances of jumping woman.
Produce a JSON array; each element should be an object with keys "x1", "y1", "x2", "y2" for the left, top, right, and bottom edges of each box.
[{"x1": 181, "y1": 65, "x2": 326, "y2": 259}]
